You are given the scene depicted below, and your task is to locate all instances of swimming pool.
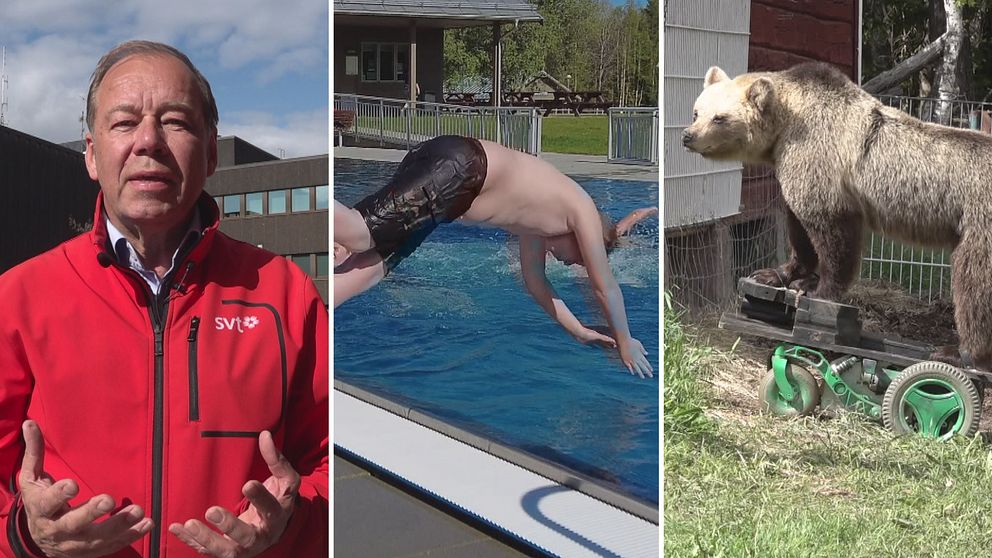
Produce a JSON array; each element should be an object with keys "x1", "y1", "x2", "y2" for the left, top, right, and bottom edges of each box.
[{"x1": 334, "y1": 157, "x2": 659, "y2": 505}]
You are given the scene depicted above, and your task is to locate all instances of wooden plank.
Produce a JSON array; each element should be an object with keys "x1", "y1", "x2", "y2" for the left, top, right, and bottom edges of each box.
[{"x1": 719, "y1": 313, "x2": 930, "y2": 368}]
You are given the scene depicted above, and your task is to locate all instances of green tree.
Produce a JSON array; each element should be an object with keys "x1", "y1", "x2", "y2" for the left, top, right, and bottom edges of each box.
[
  {"x1": 863, "y1": 0, "x2": 992, "y2": 100},
  {"x1": 443, "y1": 0, "x2": 658, "y2": 106}
]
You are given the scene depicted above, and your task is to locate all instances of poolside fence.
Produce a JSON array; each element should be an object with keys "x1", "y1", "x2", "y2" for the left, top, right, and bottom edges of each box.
[
  {"x1": 333, "y1": 94, "x2": 542, "y2": 155},
  {"x1": 608, "y1": 107, "x2": 659, "y2": 164},
  {"x1": 666, "y1": 95, "x2": 992, "y2": 311}
]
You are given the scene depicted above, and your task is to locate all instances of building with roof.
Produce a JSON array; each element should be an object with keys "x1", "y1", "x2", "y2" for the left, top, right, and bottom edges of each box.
[
  {"x1": 0, "y1": 125, "x2": 98, "y2": 274},
  {"x1": 333, "y1": 0, "x2": 542, "y2": 104}
]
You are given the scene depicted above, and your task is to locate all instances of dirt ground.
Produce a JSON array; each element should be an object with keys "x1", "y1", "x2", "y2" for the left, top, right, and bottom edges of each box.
[{"x1": 688, "y1": 281, "x2": 992, "y2": 430}]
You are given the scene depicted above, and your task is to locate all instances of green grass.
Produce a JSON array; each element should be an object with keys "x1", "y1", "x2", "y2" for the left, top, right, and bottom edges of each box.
[
  {"x1": 664, "y1": 294, "x2": 717, "y2": 441},
  {"x1": 665, "y1": 305, "x2": 992, "y2": 557},
  {"x1": 350, "y1": 111, "x2": 608, "y2": 155},
  {"x1": 541, "y1": 115, "x2": 608, "y2": 155},
  {"x1": 358, "y1": 113, "x2": 497, "y2": 138},
  {"x1": 861, "y1": 233, "x2": 952, "y2": 298}
]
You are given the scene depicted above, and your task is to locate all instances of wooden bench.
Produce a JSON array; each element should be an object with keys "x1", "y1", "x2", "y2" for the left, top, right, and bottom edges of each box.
[
  {"x1": 333, "y1": 110, "x2": 356, "y2": 131},
  {"x1": 502, "y1": 90, "x2": 615, "y2": 115},
  {"x1": 333, "y1": 110, "x2": 355, "y2": 146}
]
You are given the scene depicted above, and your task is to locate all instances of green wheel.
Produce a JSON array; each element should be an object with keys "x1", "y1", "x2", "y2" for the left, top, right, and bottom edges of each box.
[
  {"x1": 881, "y1": 361, "x2": 981, "y2": 439},
  {"x1": 759, "y1": 364, "x2": 820, "y2": 417}
]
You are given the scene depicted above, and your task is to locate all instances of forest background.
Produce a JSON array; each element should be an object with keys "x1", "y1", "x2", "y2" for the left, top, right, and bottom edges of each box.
[
  {"x1": 864, "y1": 0, "x2": 992, "y2": 102},
  {"x1": 442, "y1": 0, "x2": 659, "y2": 107}
]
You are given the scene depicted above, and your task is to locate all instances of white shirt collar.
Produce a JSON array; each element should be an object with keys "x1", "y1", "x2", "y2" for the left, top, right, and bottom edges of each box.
[{"x1": 105, "y1": 208, "x2": 202, "y2": 295}]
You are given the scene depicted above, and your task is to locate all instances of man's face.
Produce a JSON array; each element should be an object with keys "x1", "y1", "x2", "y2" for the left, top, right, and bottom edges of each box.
[
  {"x1": 85, "y1": 53, "x2": 217, "y2": 234},
  {"x1": 546, "y1": 234, "x2": 584, "y2": 267}
]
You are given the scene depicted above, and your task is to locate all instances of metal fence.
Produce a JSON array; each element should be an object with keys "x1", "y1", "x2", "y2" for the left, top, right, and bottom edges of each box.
[
  {"x1": 859, "y1": 96, "x2": 992, "y2": 301},
  {"x1": 876, "y1": 95, "x2": 992, "y2": 129},
  {"x1": 333, "y1": 94, "x2": 542, "y2": 155},
  {"x1": 607, "y1": 107, "x2": 659, "y2": 164}
]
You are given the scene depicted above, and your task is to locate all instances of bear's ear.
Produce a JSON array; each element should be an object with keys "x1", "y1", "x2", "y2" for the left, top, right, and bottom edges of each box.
[
  {"x1": 704, "y1": 67, "x2": 730, "y2": 88},
  {"x1": 747, "y1": 77, "x2": 775, "y2": 111}
]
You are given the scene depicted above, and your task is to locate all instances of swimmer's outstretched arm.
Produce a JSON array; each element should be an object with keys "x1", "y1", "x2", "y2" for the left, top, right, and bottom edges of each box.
[
  {"x1": 519, "y1": 236, "x2": 616, "y2": 350},
  {"x1": 571, "y1": 204, "x2": 653, "y2": 379},
  {"x1": 333, "y1": 250, "x2": 386, "y2": 308},
  {"x1": 614, "y1": 206, "x2": 658, "y2": 237}
]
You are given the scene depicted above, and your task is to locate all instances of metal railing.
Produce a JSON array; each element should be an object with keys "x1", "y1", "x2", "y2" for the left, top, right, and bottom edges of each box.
[
  {"x1": 333, "y1": 94, "x2": 542, "y2": 155},
  {"x1": 608, "y1": 107, "x2": 659, "y2": 164},
  {"x1": 859, "y1": 95, "x2": 992, "y2": 300},
  {"x1": 876, "y1": 95, "x2": 992, "y2": 129}
]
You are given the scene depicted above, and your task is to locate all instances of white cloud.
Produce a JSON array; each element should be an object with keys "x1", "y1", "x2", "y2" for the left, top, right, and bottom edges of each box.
[
  {"x1": 0, "y1": 0, "x2": 327, "y2": 144},
  {"x1": 220, "y1": 108, "x2": 328, "y2": 159},
  {"x1": 3, "y1": 35, "x2": 106, "y2": 143}
]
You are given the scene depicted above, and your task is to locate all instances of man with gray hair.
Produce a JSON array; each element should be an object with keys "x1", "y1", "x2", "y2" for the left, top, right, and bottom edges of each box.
[{"x1": 0, "y1": 41, "x2": 328, "y2": 557}]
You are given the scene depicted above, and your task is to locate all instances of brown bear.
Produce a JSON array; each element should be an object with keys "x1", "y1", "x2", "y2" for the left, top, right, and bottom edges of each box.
[{"x1": 682, "y1": 62, "x2": 992, "y2": 369}]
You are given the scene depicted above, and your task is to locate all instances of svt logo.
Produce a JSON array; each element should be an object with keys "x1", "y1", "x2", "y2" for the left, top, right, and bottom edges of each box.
[{"x1": 214, "y1": 316, "x2": 260, "y2": 333}]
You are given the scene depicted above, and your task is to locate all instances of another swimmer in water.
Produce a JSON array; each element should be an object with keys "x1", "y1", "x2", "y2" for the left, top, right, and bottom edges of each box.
[
  {"x1": 335, "y1": 135, "x2": 652, "y2": 378},
  {"x1": 615, "y1": 207, "x2": 658, "y2": 239}
]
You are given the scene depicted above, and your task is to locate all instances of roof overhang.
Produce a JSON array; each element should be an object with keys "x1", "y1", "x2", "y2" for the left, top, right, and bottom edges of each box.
[
  {"x1": 334, "y1": 1, "x2": 542, "y2": 29},
  {"x1": 334, "y1": 14, "x2": 539, "y2": 28}
]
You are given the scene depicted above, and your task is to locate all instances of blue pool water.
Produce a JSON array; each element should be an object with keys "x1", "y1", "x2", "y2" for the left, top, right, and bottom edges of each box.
[{"x1": 334, "y1": 157, "x2": 659, "y2": 505}]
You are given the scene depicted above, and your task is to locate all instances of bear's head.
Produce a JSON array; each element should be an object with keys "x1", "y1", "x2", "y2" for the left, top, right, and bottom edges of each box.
[{"x1": 682, "y1": 66, "x2": 776, "y2": 163}]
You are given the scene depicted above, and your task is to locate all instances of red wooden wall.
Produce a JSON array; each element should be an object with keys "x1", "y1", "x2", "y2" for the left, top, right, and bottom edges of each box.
[{"x1": 748, "y1": 0, "x2": 859, "y2": 79}]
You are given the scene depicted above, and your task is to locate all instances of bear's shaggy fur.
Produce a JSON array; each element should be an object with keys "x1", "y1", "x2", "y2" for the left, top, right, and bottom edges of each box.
[{"x1": 683, "y1": 62, "x2": 992, "y2": 368}]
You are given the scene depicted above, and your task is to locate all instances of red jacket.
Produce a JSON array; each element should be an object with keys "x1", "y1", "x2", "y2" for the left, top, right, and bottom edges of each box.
[{"x1": 0, "y1": 193, "x2": 328, "y2": 557}]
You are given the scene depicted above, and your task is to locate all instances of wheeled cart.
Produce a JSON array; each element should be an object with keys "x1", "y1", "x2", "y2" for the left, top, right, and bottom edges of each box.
[{"x1": 719, "y1": 278, "x2": 991, "y2": 439}]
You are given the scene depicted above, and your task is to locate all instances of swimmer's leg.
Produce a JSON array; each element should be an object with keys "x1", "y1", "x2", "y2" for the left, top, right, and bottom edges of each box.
[
  {"x1": 335, "y1": 199, "x2": 374, "y2": 252},
  {"x1": 334, "y1": 250, "x2": 386, "y2": 307}
]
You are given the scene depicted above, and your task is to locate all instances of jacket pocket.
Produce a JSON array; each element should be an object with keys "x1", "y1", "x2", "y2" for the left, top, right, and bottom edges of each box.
[
  {"x1": 188, "y1": 316, "x2": 201, "y2": 421},
  {"x1": 191, "y1": 301, "x2": 287, "y2": 436}
]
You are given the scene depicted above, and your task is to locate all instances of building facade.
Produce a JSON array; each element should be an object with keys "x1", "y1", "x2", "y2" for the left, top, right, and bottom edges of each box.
[
  {"x1": 206, "y1": 137, "x2": 330, "y2": 302},
  {"x1": 0, "y1": 125, "x2": 98, "y2": 274},
  {"x1": 333, "y1": 0, "x2": 541, "y2": 104}
]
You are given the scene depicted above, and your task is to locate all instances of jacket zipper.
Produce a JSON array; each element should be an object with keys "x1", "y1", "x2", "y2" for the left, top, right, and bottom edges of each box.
[
  {"x1": 103, "y1": 235, "x2": 199, "y2": 558},
  {"x1": 187, "y1": 316, "x2": 201, "y2": 421},
  {"x1": 147, "y1": 286, "x2": 167, "y2": 558},
  {"x1": 116, "y1": 267, "x2": 171, "y2": 558}
]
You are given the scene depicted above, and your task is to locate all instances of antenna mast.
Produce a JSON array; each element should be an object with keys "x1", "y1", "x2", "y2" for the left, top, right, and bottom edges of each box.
[{"x1": 1, "y1": 46, "x2": 8, "y2": 127}]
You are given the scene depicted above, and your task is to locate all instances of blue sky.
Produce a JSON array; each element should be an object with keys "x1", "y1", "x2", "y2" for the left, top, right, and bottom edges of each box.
[{"x1": 1, "y1": 0, "x2": 328, "y2": 157}]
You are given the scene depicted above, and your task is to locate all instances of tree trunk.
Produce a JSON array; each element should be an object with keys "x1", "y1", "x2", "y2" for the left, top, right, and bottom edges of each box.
[
  {"x1": 862, "y1": 34, "x2": 946, "y2": 94},
  {"x1": 936, "y1": 0, "x2": 964, "y2": 123}
]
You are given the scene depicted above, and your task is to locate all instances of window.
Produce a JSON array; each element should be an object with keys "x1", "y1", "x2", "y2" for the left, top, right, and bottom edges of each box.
[
  {"x1": 360, "y1": 43, "x2": 409, "y2": 82},
  {"x1": 292, "y1": 187, "x2": 311, "y2": 212},
  {"x1": 315, "y1": 185, "x2": 328, "y2": 210},
  {"x1": 246, "y1": 192, "x2": 263, "y2": 216},
  {"x1": 223, "y1": 195, "x2": 241, "y2": 218},
  {"x1": 316, "y1": 253, "x2": 329, "y2": 277},
  {"x1": 291, "y1": 254, "x2": 311, "y2": 275},
  {"x1": 268, "y1": 190, "x2": 287, "y2": 214}
]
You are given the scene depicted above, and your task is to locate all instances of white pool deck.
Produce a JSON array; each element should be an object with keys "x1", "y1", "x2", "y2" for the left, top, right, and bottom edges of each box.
[
  {"x1": 334, "y1": 384, "x2": 659, "y2": 558},
  {"x1": 333, "y1": 146, "x2": 660, "y2": 183}
]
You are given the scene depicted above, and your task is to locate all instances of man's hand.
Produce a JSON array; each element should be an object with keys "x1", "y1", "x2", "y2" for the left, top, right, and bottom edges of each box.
[
  {"x1": 169, "y1": 431, "x2": 300, "y2": 557},
  {"x1": 18, "y1": 420, "x2": 153, "y2": 558},
  {"x1": 576, "y1": 326, "x2": 617, "y2": 349},
  {"x1": 617, "y1": 338, "x2": 653, "y2": 379}
]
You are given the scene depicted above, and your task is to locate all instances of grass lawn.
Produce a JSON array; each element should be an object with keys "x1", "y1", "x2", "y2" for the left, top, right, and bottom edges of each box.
[
  {"x1": 665, "y1": 301, "x2": 992, "y2": 557},
  {"x1": 349, "y1": 110, "x2": 609, "y2": 155},
  {"x1": 542, "y1": 115, "x2": 608, "y2": 155},
  {"x1": 861, "y1": 232, "x2": 952, "y2": 299}
]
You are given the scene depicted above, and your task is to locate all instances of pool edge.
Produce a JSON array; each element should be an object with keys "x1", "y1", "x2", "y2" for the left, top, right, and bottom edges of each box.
[{"x1": 334, "y1": 379, "x2": 660, "y2": 525}]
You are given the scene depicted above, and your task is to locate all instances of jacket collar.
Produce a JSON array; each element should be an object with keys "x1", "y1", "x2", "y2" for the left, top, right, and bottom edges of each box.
[{"x1": 90, "y1": 191, "x2": 221, "y2": 286}]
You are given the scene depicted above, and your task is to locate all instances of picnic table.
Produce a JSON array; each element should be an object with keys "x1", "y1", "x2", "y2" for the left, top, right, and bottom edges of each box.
[
  {"x1": 443, "y1": 92, "x2": 481, "y2": 106},
  {"x1": 333, "y1": 110, "x2": 355, "y2": 131},
  {"x1": 502, "y1": 90, "x2": 614, "y2": 115}
]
